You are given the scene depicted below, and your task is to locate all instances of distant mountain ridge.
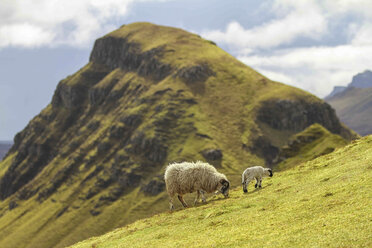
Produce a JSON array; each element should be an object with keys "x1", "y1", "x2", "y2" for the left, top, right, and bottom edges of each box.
[
  {"x1": 349, "y1": 70, "x2": 372, "y2": 88},
  {"x1": 326, "y1": 86, "x2": 347, "y2": 99},
  {"x1": 0, "y1": 141, "x2": 12, "y2": 161},
  {"x1": 326, "y1": 70, "x2": 372, "y2": 136},
  {"x1": 325, "y1": 70, "x2": 372, "y2": 99}
]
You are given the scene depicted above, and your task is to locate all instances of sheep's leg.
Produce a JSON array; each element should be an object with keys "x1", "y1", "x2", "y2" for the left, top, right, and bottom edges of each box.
[
  {"x1": 178, "y1": 195, "x2": 188, "y2": 208},
  {"x1": 169, "y1": 195, "x2": 175, "y2": 210},
  {"x1": 194, "y1": 190, "x2": 201, "y2": 205},
  {"x1": 258, "y1": 178, "x2": 262, "y2": 188}
]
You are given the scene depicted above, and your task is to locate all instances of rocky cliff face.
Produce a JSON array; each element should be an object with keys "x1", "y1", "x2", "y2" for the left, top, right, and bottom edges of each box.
[
  {"x1": 0, "y1": 22, "x2": 356, "y2": 248},
  {"x1": 252, "y1": 99, "x2": 355, "y2": 165},
  {"x1": 257, "y1": 99, "x2": 343, "y2": 134},
  {"x1": 89, "y1": 36, "x2": 173, "y2": 81}
]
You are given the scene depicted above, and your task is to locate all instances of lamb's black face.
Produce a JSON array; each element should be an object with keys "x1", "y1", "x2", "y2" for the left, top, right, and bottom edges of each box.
[
  {"x1": 268, "y1": 169, "x2": 273, "y2": 177},
  {"x1": 220, "y1": 179, "x2": 230, "y2": 198}
]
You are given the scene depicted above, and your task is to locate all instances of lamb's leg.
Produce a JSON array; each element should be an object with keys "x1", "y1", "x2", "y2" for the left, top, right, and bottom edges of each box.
[
  {"x1": 178, "y1": 195, "x2": 188, "y2": 208},
  {"x1": 255, "y1": 177, "x2": 259, "y2": 188},
  {"x1": 194, "y1": 190, "x2": 201, "y2": 205},
  {"x1": 243, "y1": 179, "x2": 251, "y2": 193},
  {"x1": 258, "y1": 178, "x2": 262, "y2": 188}
]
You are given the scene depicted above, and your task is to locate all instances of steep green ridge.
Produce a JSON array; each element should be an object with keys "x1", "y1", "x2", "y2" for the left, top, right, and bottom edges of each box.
[
  {"x1": 327, "y1": 87, "x2": 372, "y2": 136},
  {"x1": 71, "y1": 135, "x2": 372, "y2": 248},
  {"x1": 275, "y1": 124, "x2": 348, "y2": 171},
  {"x1": 0, "y1": 22, "x2": 356, "y2": 248}
]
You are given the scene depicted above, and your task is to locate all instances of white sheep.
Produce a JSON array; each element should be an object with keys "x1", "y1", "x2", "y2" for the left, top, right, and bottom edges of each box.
[
  {"x1": 164, "y1": 161, "x2": 230, "y2": 210},
  {"x1": 242, "y1": 166, "x2": 273, "y2": 193}
]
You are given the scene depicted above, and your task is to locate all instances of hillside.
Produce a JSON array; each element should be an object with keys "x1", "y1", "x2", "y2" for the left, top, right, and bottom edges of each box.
[
  {"x1": 327, "y1": 87, "x2": 372, "y2": 136},
  {"x1": 71, "y1": 135, "x2": 372, "y2": 248},
  {"x1": 275, "y1": 124, "x2": 348, "y2": 171},
  {"x1": 0, "y1": 22, "x2": 356, "y2": 248}
]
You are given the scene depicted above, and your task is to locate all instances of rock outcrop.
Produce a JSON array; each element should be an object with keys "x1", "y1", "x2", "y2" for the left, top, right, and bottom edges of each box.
[
  {"x1": 253, "y1": 99, "x2": 356, "y2": 164},
  {"x1": 257, "y1": 99, "x2": 344, "y2": 135},
  {"x1": 90, "y1": 37, "x2": 172, "y2": 82}
]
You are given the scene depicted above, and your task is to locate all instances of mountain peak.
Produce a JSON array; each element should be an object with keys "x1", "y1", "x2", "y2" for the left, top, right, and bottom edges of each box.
[
  {"x1": 349, "y1": 69, "x2": 372, "y2": 88},
  {"x1": 89, "y1": 22, "x2": 235, "y2": 86}
]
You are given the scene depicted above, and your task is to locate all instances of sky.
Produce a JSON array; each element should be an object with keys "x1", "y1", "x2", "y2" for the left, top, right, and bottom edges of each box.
[{"x1": 1, "y1": 0, "x2": 372, "y2": 140}]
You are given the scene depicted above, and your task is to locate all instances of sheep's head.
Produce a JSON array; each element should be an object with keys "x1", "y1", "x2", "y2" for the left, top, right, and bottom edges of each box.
[
  {"x1": 242, "y1": 181, "x2": 248, "y2": 193},
  {"x1": 265, "y1": 168, "x2": 273, "y2": 177},
  {"x1": 219, "y1": 179, "x2": 230, "y2": 198}
]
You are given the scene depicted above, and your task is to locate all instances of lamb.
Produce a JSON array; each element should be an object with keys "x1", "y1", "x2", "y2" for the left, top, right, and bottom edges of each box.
[
  {"x1": 164, "y1": 161, "x2": 230, "y2": 210},
  {"x1": 242, "y1": 166, "x2": 273, "y2": 193}
]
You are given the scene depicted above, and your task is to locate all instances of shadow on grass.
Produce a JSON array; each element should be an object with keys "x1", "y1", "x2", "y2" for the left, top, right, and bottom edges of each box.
[{"x1": 167, "y1": 186, "x2": 268, "y2": 212}]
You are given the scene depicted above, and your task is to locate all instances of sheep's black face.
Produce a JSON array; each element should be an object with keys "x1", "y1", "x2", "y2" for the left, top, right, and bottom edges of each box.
[
  {"x1": 242, "y1": 182, "x2": 248, "y2": 193},
  {"x1": 220, "y1": 179, "x2": 230, "y2": 198},
  {"x1": 268, "y1": 169, "x2": 273, "y2": 177}
]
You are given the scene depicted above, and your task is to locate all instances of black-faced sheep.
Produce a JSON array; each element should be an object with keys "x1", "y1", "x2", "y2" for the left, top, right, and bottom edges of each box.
[
  {"x1": 164, "y1": 161, "x2": 230, "y2": 210},
  {"x1": 242, "y1": 166, "x2": 273, "y2": 193}
]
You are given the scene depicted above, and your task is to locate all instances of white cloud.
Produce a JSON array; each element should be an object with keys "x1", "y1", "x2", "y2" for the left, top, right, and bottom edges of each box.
[
  {"x1": 239, "y1": 44, "x2": 372, "y2": 97},
  {"x1": 0, "y1": 0, "x2": 166, "y2": 48},
  {"x1": 202, "y1": 0, "x2": 372, "y2": 97},
  {"x1": 255, "y1": 68, "x2": 295, "y2": 86},
  {"x1": 0, "y1": 23, "x2": 55, "y2": 47},
  {"x1": 323, "y1": 0, "x2": 372, "y2": 18},
  {"x1": 351, "y1": 23, "x2": 372, "y2": 45},
  {"x1": 202, "y1": 0, "x2": 326, "y2": 50}
]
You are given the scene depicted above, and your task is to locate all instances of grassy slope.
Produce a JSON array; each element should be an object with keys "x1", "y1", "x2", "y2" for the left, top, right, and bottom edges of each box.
[
  {"x1": 71, "y1": 135, "x2": 372, "y2": 248},
  {"x1": 0, "y1": 23, "x2": 355, "y2": 248},
  {"x1": 327, "y1": 87, "x2": 372, "y2": 136},
  {"x1": 277, "y1": 124, "x2": 348, "y2": 171}
]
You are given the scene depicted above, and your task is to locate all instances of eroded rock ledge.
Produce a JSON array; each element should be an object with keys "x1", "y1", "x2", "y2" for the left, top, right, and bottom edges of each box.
[
  {"x1": 90, "y1": 37, "x2": 172, "y2": 82},
  {"x1": 257, "y1": 99, "x2": 346, "y2": 136}
]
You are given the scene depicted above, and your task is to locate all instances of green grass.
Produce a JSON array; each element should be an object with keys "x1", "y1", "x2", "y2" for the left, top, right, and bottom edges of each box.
[
  {"x1": 277, "y1": 124, "x2": 348, "y2": 171},
  {"x1": 71, "y1": 135, "x2": 372, "y2": 248}
]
